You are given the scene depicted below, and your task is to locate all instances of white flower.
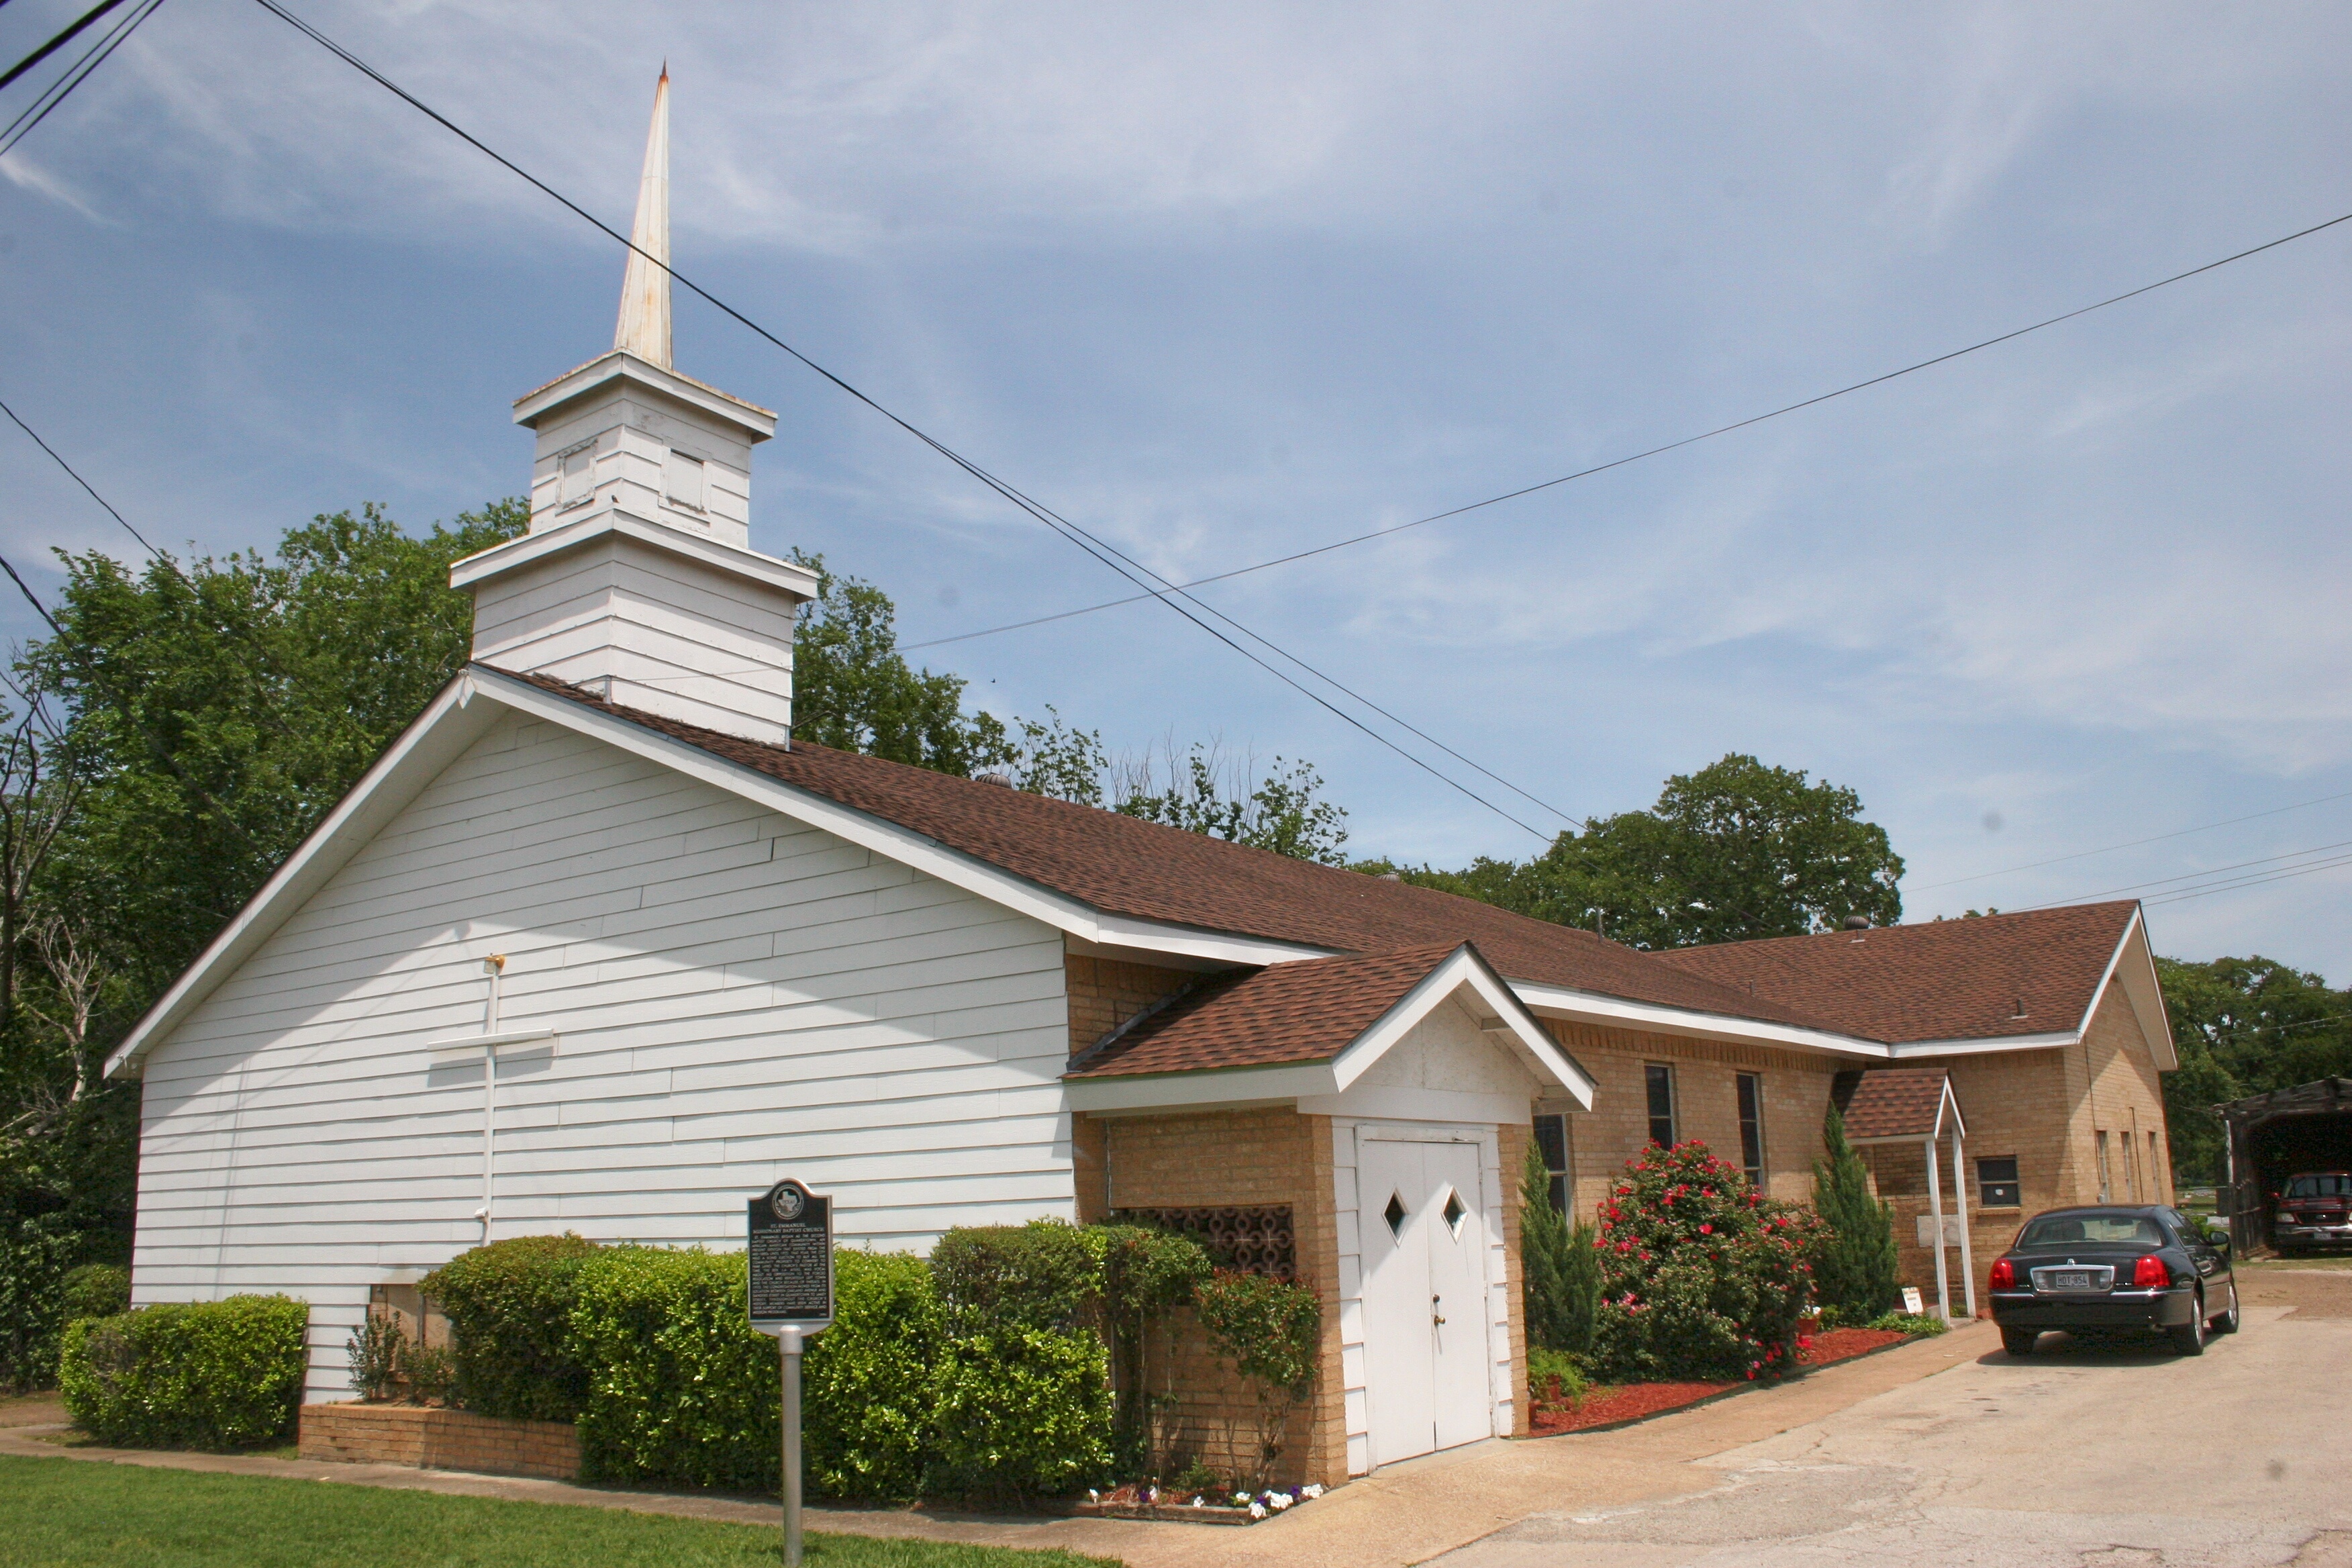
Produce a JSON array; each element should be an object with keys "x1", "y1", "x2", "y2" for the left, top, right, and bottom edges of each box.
[
  {"x1": 1191, "y1": 1496, "x2": 1205, "y2": 1508},
  {"x1": 1269, "y1": 1493, "x2": 1293, "y2": 1510},
  {"x1": 1301, "y1": 1483, "x2": 1325, "y2": 1499},
  {"x1": 1234, "y1": 1492, "x2": 1252, "y2": 1506},
  {"x1": 1087, "y1": 1490, "x2": 1099, "y2": 1503},
  {"x1": 1249, "y1": 1502, "x2": 1268, "y2": 1520}
]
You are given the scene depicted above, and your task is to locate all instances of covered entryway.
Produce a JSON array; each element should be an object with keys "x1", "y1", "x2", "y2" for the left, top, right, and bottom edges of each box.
[{"x1": 1358, "y1": 1132, "x2": 1493, "y2": 1465}]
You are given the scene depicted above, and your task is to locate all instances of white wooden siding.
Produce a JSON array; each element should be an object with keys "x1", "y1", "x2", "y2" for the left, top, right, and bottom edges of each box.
[{"x1": 130, "y1": 709, "x2": 1074, "y2": 1398}]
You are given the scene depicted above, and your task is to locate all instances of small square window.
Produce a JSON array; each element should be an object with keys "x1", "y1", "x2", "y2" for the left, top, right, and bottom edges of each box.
[
  {"x1": 664, "y1": 450, "x2": 705, "y2": 512},
  {"x1": 1383, "y1": 1191, "x2": 1407, "y2": 1237},
  {"x1": 1978, "y1": 1157, "x2": 2020, "y2": 1208},
  {"x1": 558, "y1": 446, "x2": 594, "y2": 509}
]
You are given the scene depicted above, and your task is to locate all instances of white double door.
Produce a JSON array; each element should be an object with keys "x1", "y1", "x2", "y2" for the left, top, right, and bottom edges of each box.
[{"x1": 1359, "y1": 1134, "x2": 1493, "y2": 1467}]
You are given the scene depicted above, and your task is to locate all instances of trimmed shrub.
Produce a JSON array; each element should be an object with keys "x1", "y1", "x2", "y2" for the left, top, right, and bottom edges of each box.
[
  {"x1": 1810, "y1": 1106, "x2": 1901, "y2": 1322},
  {"x1": 58, "y1": 1296, "x2": 307, "y2": 1449},
  {"x1": 804, "y1": 1250, "x2": 941, "y2": 1501},
  {"x1": 926, "y1": 1326, "x2": 1114, "y2": 1502},
  {"x1": 420, "y1": 1232, "x2": 599, "y2": 1420},
  {"x1": 61, "y1": 1263, "x2": 130, "y2": 1324},
  {"x1": 1588, "y1": 1141, "x2": 1820, "y2": 1383},
  {"x1": 930, "y1": 1219, "x2": 1098, "y2": 1332},
  {"x1": 1527, "y1": 1344, "x2": 1586, "y2": 1405},
  {"x1": 0, "y1": 1217, "x2": 78, "y2": 1391},
  {"x1": 1520, "y1": 1141, "x2": 1600, "y2": 1355},
  {"x1": 571, "y1": 1247, "x2": 778, "y2": 1491}
]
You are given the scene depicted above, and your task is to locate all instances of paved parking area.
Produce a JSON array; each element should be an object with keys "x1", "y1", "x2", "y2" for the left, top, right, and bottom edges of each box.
[{"x1": 1439, "y1": 1271, "x2": 2352, "y2": 1568}]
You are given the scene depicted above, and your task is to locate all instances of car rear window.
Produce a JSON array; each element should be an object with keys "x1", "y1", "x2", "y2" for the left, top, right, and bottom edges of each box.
[
  {"x1": 2286, "y1": 1175, "x2": 2352, "y2": 1199},
  {"x1": 2016, "y1": 1214, "x2": 2164, "y2": 1247}
]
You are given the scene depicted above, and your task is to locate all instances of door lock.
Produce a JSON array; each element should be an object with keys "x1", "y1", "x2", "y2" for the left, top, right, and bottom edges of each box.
[{"x1": 1431, "y1": 1293, "x2": 1446, "y2": 1327}]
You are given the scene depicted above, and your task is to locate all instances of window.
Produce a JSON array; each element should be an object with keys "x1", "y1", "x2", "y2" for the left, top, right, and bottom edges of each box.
[
  {"x1": 1735, "y1": 1073, "x2": 1765, "y2": 1189},
  {"x1": 664, "y1": 449, "x2": 706, "y2": 511},
  {"x1": 2019, "y1": 1213, "x2": 2163, "y2": 1248},
  {"x1": 2288, "y1": 1174, "x2": 2352, "y2": 1199},
  {"x1": 2096, "y1": 1131, "x2": 2111, "y2": 1204},
  {"x1": 2122, "y1": 1133, "x2": 2139, "y2": 1202},
  {"x1": 1532, "y1": 1113, "x2": 1573, "y2": 1218},
  {"x1": 1977, "y1": 1156, "x2": 2021, "y2": 1208},
  {"x1": 1644, "y1": 1063, "x2": 1677, "y2": 1147},
  {"x1": 558, "y1": 446, "x2": 594, "y2": 508}
]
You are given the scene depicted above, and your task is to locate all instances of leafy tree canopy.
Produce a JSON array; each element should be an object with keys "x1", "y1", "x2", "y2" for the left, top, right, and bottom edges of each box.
[
  {"x1": 1381, "y1": 753, "x2": 1901, "y2": 948},
  {"x1": 2155, "y1": 954, "x2": 2352, "y2": 1183}
]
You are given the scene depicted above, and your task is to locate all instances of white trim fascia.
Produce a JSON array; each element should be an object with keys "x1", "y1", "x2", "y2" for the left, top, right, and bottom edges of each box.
[
  {"x1": 2108, "y1": 909, "x2": 2178, "y2": 1071},
  {"x1": 477, "y1": 669, "x2": 1332, "y2": 970},
  {"x1": 105, "y1": 677, "x2": 507, "y2": 1079},
  {"x1": 1064, "y1": 1064, "x2": 1338, "y2": 1113},
  {"x1": 512, "y1": 350, "x2": 777, "y2": 436},
  {"x1": 1937, "y1": 1078, "x2": 1967, "y2": 1141},
  {"x1": 1885, "y1": 1030, "x2": 2079, "y2": 1058},
  {"x1": 1295, "y1": 1086, "x2": 1533, "y2": 1124},
  {"x1": 448, "y1": 508, "x2": 818, "y2": 599},
  {"x1": 1509, "y1": 981, "x2": 1892, "y2": 1060},
  {"x1": 1328, "y1": 946, "x2": 1596, "y2": 1107}
]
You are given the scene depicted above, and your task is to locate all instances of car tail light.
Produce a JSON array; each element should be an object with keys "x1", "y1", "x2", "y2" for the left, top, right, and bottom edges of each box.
[
  {"x1": 2132, "y1": 1255, "x2": 2169, "y2": 1288},
  {"x1": 1988, "y1": 1258, "x2": 2015, "y2": 1290}
]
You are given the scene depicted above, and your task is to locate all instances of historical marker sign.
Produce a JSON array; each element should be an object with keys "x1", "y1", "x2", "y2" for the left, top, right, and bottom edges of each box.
[{"x1": 748, "y1": 1179, "x2": 834, "y2": 1326}]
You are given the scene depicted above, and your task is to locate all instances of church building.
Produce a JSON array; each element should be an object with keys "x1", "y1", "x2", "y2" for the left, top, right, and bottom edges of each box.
[{"x1": 105, "y1": 75, "x2": 2179, "y2": 1488}]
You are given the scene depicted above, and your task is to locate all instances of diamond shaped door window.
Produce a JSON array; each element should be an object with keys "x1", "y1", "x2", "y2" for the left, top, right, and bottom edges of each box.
[
  {"x1": 1383, "y1": 1192, "x2": 1408, "y2": 1237},
  {"x1": 1442, "y1": 1189, "x2": 1467, "y2": 1234}
]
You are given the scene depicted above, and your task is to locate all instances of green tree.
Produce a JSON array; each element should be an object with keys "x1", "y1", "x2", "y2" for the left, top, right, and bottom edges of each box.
[
  {"x1": 2155, "y1": 954, "x2": 2352, "y2": 1184},
  {"x1": 1518, "y1": 1140, "x2": 1597, "y2": 1355},
  {"x1": 1809, "y1": 1105, "x2": 1900, "y2": 1322},
  {"x1": 1113, "y1": 742, "x2": 1349, "y2": 865},
  {"x1": 1394, "y1": 753, "x2": 1901, "y2": 948}
]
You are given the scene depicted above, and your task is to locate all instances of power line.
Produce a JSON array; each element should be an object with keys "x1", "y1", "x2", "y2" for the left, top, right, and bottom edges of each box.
[
  {"x1": 247, "y1": 0, "x2": 1565, "y2": 838},
  {"x1": 0, "y1": 397, "x2": 161, "y2": 558},
  {"x1": 1912, "y1": 788, "x2": 2352, "y2": 892},
  {"x1": 0, "y1": 0, "x2": 131, "y2": 95},
  {"x1": 0, "y1": 0, "x2": 167, "y2": 160},
  {"x1": 2141, "y1": 852, "x2": 2352, "y2": 909},
  {"x1": 908, "y1": 208, "x2": 2352, "y2": 654},
  {"x1": 2003, "y1": 838, "x2": 2352, "y2": 914}
]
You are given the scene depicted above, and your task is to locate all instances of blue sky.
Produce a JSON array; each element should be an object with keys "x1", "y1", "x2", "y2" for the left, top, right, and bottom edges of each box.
[{"x1": 5, "y1": 3, "x2": 2350, "y2": 975}]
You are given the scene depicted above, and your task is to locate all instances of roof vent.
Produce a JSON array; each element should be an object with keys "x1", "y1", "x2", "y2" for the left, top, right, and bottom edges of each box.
[
  {"x1": 1379, "y1": 871, "x2": 1402, "y2": 882},
  {"x1": 975, "y1": 771, "x2": 1014, "y2": 787},
  {"x1": 2011, "y1": 997, "x2": 2028, "y2": 1019},
  {"x1": 1843, "y1": 914, "x2": 1872, "y2": 931}
]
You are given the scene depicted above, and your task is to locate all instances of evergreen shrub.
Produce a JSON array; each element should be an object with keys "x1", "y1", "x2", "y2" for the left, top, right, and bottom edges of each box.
[
  {"x1": 570, "y1": 1247, "x2": 778, "y2": 1491},
  {"x1": 61, "y1": 1263, "x2": 130, "y2": 1324},
  {"x1": 926, "y1": 1326, "x2": 1114, "y2": 1500},
  {"x1": 58, "y1": 1295, "x2": 307, "y2": 1449},
  {"x1": 1809, "y1": 1106, "x2": 1902, "y2": 1322},
  {"x1": 1519, "y1": 1142, "x2": 1599, "y2": 1355},
  {"x1": 930, "y1": 1219, "x2": 1099, "y2": 1330},
  {"x1": 420, "y1": 1232, "x2": 599, "y2": 1420},
  {"x1": 1587, "y1": 1142, "x2": 1820, "y2": 1383},
  {"x1": 804, "y1": 1250, "x2": 941, "y2": 1501}
]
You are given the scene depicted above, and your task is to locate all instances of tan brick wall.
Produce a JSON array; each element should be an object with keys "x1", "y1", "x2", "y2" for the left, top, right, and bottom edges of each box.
[
  {"x1": 1540, "y1": 1020, "x2": 1843, "y2": 1222},
  {"x1": 1065, "y1": 953, "x2": 1206, "y2": 1057},
  {"x1": 1496, "y1": 1118, "x2": 1530, "y2": 1439},
  {"x1": 299, "y1": 1403, "x2": 580, "y2": 1481},
  {"x1": 1077, "y1": 1107, "x2": 1346, "y2": 1489}
]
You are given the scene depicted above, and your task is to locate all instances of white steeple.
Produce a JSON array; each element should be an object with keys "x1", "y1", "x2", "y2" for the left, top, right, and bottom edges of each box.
[
  {"x1": 450, "y1": 68, "x2": 816, "y2": 747},
  {"x1": 614, "y1": 66, "x2": 672, "y2": 368}
]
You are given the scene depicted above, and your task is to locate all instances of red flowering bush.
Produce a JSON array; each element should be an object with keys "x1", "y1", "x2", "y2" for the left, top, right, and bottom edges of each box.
[{"x1": 1587, "y1": 1141, "x2": 1822, "y2": 1383}]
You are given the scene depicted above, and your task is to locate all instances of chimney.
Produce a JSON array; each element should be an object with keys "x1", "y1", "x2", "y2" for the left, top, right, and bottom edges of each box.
[{"x1": 450, "y1": 68, "x2": 816, "y2": 746}]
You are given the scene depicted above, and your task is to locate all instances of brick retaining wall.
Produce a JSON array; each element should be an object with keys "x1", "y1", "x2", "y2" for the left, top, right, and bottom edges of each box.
[{"x1": 298, "y1": 1402, "x2": 580, "y2": 1481}]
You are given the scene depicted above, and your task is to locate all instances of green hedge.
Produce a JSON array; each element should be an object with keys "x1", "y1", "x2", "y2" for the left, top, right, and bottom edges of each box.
[
  {"x1": 421, "y1": 1232, "x2": 599, "y2": 1421},
  {"x1": 803, "y1": 1251, "x2": 940, "y2": 1501},
  {"x1": 927, "y1": 1328, "x2": 1113, "y2": 1500},
  {"x1": 571, "y1": 1247, "x2": 779, "y2": 1491},
  {"x1": 58, "y1": 1296, "x2": 308, "y2": 1449},
  {"x1": 61, "y1": 1264, "x2": 130, "y2": 1324}
]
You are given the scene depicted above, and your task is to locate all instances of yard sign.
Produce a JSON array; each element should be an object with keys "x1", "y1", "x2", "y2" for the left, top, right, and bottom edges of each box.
[{"x1": 748, "y1": 1179, "x2": 833, "y2": 1567}]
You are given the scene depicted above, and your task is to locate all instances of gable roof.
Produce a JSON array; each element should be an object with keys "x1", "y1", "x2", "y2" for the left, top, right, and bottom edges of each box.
[
  {"x1": 104, "y1": 663, "x2": 2169, "y2": 1079},
  {"x1": 1831, "y1": 1066, "x2": 1961, "y2": 1141},
  {"x1": 1655, "y1": 901, "x2": 2156, "y2": 1050}
]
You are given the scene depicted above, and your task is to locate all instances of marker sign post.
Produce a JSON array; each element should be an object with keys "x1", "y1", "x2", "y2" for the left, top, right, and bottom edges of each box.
[{"x1": 748, "y1": 1179, "x2": 833, "y2": 1567}]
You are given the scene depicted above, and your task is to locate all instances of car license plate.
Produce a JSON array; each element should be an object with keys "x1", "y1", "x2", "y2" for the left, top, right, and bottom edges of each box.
[{"x1": 2049, "y1": 1270, "x2": 2096, "y2": 1289}]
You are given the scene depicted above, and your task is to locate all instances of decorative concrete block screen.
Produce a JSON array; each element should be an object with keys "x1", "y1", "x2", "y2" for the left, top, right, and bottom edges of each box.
[{"x1": 1112, "y1": 1205, "x2": 1295, "y2": 1279}]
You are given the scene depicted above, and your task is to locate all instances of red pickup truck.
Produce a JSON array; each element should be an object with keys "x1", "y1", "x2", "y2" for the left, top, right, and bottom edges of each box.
[{"x1": 2275, "y1": 1171, "x2": 2352, "y2": 1254}]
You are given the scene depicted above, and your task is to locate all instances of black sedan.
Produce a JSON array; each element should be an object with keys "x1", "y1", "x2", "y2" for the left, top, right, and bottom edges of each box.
[{"x1": 1988, "y1": 1204, "x2": 2239, "y2": 1357}]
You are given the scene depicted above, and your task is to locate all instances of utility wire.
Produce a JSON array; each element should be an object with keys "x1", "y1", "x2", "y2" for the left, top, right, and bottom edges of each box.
[
  {"x1": 1913, "y1": 788, "x2": 2352, "y2": 892},
  {"x1": 2002, "y1": 838, "x2": 2352, "y2": 913},
  {"x1": 0, "y1": 0, "x2": 166, "y2": 160},
  {"x1": 247, "y1": 0, "x2": 1563, "y2": 838},
  {"x1": 909, "y1": 207, "x2": 2352, "y2": 654},
  {"x1": 0, "y1": 0, "x2": 130, "y2": 95},
  {"x1": 0, "y1": 397, "x2": 160, "y2": 558}
]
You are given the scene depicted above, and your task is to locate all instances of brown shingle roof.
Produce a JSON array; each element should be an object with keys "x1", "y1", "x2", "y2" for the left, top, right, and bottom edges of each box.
[
  {"x1": 513, "y1": 673, "x2": 1820, "y2": 1029},
  {"x1": 1832, "y1": 1066, "x2": 1953, "y2": 1140},
  {"x1": 1654, "y1": 902, "x2": 2137, "y2": 1045},
  {"x1": 1069, "y1": 944, "x2": 1462, "y2": 1078}
]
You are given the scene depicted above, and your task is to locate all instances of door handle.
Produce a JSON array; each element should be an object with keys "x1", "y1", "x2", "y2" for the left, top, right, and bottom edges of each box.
[{"x1": 1432, "y1": 1293, "x2": 1445, "y2": 1326}]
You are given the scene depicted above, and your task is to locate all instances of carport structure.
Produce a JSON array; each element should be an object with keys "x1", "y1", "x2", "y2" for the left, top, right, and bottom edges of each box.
[
  {"x1": 2216, "y1": 1077, "x2": 2352, "y2": 1254},
  {"x1": 1834, "y1": 1066, "x2": 1977, "y2": 1322}
]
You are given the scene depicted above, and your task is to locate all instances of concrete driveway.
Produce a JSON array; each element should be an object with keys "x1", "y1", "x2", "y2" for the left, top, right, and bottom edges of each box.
[{"x1": 1440, "y1": 1269, "x2": 2352, "y2": 1568}]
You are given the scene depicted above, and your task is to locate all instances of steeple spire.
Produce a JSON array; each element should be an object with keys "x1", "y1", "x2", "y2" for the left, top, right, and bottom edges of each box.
[{"x1": 614, "y1": 66, "x2": 672, "y2": 368}]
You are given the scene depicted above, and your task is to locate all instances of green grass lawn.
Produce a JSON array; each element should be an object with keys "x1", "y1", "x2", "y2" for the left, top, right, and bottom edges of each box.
[{"x1": 0, "y1": 1455, "x2": 1120, "y2": 1568}]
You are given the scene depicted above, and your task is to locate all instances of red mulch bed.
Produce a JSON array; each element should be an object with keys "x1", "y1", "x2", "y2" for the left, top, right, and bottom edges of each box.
[{"x1": 1528, "y1": 1326, "x2": 1914, "y2": 1436}]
